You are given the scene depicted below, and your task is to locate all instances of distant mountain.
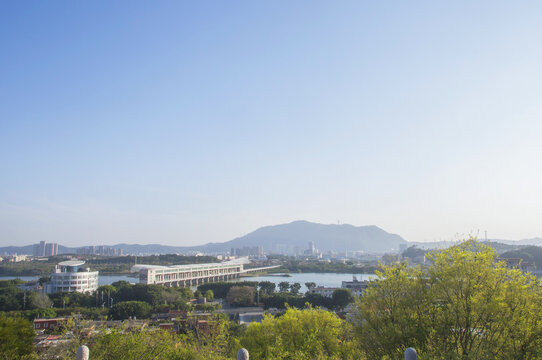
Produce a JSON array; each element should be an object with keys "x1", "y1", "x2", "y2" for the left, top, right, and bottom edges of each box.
[
  {"x1": 191, "y1": 220, "x2": 407, "y2": 253},
  {"x1": 0, "y1": 221, "x2": 407, "y2": 255},
  {"x1": 490, "y1": 238, "x2": 542, "y2": 247},
  {"x1": 3, "y1": 221, "x2": 539, "y2": 256}
]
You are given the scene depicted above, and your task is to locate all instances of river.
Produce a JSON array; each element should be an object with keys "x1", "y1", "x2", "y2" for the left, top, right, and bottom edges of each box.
[{"x1": 0, "y1": 272, "x2": 375, "y2": 292}]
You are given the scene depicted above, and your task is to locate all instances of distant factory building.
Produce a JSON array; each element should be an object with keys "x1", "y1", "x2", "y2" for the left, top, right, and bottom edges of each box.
[{"x1": 44, "y1": 260, "x2": 99, "y2": 294}]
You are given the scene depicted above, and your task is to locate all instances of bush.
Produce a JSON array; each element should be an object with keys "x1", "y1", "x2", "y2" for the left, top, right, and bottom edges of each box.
[
  {"x1": 240, "y1": 307, "x2": 354, "y2": 359},
  {"x1": 0, "y1": 314, "x2": 37, "y2": 359}
]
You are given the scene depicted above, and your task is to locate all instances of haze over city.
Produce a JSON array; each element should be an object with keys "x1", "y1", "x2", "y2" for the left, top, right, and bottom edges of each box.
[{"x1": 2, "y1": 1, "x2": 542, "y2": 247}]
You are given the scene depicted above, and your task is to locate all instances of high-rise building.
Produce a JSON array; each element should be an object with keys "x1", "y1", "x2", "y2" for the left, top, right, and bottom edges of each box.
[
  {"x1": 34, "y1": 241, "x2": 47, "y2": 257},
  {"x1": 33, "y1": 244, "x2": 40, "y2": 256},
  {"x1": 45, "y1": 243, "x2": 59, "y2": 256}
]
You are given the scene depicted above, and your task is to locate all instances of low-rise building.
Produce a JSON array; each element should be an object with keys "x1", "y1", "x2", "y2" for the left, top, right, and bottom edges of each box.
[
  {"x1": 44, "y1": 260, "x2": 98, "y2": 294},
  {"x1": 309, "y1": 286, "x2": 341, "y2": 298},
  {"x1": 33, "y1": 318, "x2": 68, "y2": 330},
  {"x1": 341, "y1": 277, "x2": 371, "y2": 297}
]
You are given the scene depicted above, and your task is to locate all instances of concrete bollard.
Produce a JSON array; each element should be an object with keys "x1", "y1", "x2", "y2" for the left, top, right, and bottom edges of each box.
[
  {"x1": 405, "y1": 347, "x2": 417, "y2": 360},
  {"x1": 76, "y1": 345, "x2": 89, "y2": 360},
  {"x1": 237, "y1": 348, "x2": 249, "y2": 360}
]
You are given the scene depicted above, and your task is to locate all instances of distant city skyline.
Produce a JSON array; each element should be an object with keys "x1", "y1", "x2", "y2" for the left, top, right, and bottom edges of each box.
[{"x1": 2, "y1": 2, "x2": 542, "y2": 247}]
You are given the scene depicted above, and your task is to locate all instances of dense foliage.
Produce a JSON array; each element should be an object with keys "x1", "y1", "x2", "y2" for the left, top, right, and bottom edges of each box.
[
  {"x1": 353, "y1": 240, "x2": 542, "y2": 359},
  {"x1": 197, "y1": 281, "x2": 258, "y2": 298},
  {"x1": 0, "y1": 314, "x2": 36, "y2": 359},
  {"x1": 109, "y1": 301, "x2": 152, "y2": 320},
  {"x1": 41, "y1": 315, "x2": 239, "y2": 360},
  {"x1": 269, "y1": 257, "x2": 377, "y2": 274},
  {"x1": 227, "y1": 286, "x2": 255, "y2": 307},
  {"x1": 240, "y1": 306, "x2": 356, "y2": 360}
]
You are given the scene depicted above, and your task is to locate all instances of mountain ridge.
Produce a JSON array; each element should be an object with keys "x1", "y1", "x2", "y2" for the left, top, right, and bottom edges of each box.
[{"x1": 2, "y1": 221, "x2": 540, "y2": 255}]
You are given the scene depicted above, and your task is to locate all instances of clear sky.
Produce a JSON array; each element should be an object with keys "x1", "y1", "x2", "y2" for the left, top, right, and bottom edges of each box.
[{"x1": 1, "y1": 1, "x2": 542, "y2": 247}]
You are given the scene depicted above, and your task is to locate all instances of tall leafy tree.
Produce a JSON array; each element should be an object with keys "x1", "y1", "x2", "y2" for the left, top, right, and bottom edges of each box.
[
  {"x1": 289, "y1": 283, "x2": 301, "y2": 295},
  {"x1": 278, "y1": 281, "x2": 290, "y2": 293},
  {"x1": 331, "y1": 289, "x2": 354, "y2": 309},
  {"x1": 351, "y1": 239, "x2": 542, "y2": 359}
]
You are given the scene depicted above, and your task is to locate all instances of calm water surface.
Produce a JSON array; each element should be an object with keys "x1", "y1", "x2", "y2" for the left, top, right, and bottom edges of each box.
[
  {"x1": 237, "y1": 272, "x2": 375, "y2": 293},
  {"x1": 0, "y1": 273, "x2": 375, "y2": 292}
]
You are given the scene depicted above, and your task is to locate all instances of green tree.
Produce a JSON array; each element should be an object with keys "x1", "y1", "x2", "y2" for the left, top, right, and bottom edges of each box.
[
  {"x1": 258, "y1": 281, "x2": 276, "y2": 295},
  {"x1": 205, "y1": 289, "x2": 214, "y2": 301},
  {"x1": 278, "y1": 281, "x2": 290, "y2": 293},
  {"x1": 29, "y1": 292, "x2": 52, "y2": 309},
  {"x1": 109, "y1": 301, "x2": 152, "y2": 320},
  {"x1": 226, "y1": 286, "x2": 255, "y2": 307},
  {"x1": 305, "y1": 282, "x2": 316, "y2": 291},
  {"x1": 290, "y1": 282, "x2": 301, "y2": 295},
  {"x1": 331, "y1": 289, "x2": 353, "y2": 309},
  {"x1": 240, "y1": 306, "x2": 355, "y2": 359},
  {"x1": 351, "y1": 239, "x2": 542, "y2": 359},
  {"x1": 425, "y1": 240, "x2": 542, "y2": 358},
  {"x1": 0, "y1": 314, "x2": 37, "y2": 359}
]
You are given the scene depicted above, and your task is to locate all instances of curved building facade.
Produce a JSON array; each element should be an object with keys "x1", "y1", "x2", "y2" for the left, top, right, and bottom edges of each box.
[{"x1": 45, "y1": 260, "x2": 99, "y2": 294}]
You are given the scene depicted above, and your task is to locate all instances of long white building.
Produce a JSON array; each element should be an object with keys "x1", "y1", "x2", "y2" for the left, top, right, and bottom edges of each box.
[
  {"x1": 44, "y1": 260, "x2": 99, "y2": 294},
  {"x1": 132, "y1": 258, "x2": 254, "y2": 286}
]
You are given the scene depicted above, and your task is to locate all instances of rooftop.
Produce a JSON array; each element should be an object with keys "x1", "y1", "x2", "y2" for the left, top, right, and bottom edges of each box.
[{"x1": 58, "y1": 260, "x2": 85, "y2": 267}]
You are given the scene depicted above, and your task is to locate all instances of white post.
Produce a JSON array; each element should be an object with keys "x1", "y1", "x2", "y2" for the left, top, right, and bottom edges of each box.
[
  {"x1": 405, "y1": 347, "x2": 417, "y2": 360},
  {"x1": 76, "y1": 345, "x2": 89, "y2": 360},
  {"x1": 237, "y1": 348, "x2": 249, "y2": 360}
]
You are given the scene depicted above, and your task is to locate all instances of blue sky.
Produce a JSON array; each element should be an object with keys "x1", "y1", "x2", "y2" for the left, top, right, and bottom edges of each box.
[{"x1": 1, "y1": 1, "x2": 542, "y2": 247}]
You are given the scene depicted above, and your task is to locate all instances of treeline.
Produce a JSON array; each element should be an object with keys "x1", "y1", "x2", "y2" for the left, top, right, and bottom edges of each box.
[
  {"x1": 197, "y1": 280, "x2": 354, "y2": 310},
  {"x1": 0, "y1": 280, "x2": 198, "y2": 322},
  {"x1": 0, "y1": 259, "x2": 59, "y2": 276},
  {"x1": 7, "y1": 306, "x2": 357, "y2": 360},
  {"x1": 270, "y1": 258, "x2": 378, "y2": 274},
  {"x1": 86, "y1": 254, "x2": 218, "y2": 266}
]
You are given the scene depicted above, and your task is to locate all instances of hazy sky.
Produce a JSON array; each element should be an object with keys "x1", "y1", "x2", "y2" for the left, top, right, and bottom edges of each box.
[{"x1": 2, "y1": 1, "x2": 542, "y2": 247}]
